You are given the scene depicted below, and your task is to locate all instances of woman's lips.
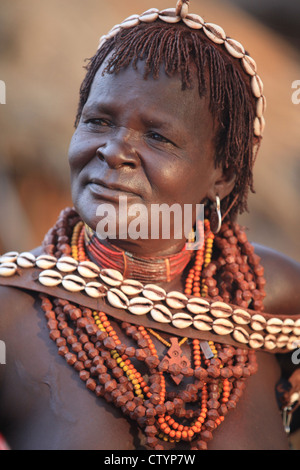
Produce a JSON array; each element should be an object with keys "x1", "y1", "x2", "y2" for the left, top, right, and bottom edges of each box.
[{"x1": 88, "y1": 181, "x2": 139, "y2": 201}]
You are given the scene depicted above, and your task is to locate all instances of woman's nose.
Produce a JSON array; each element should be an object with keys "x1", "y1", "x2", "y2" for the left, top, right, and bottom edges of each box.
[{"x1": 96, "y1": 130, "x2": 141, "y2": 169}]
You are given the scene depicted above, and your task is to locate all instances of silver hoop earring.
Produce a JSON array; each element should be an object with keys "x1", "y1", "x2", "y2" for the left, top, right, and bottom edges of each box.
[{"x1": 210, "y1": 195, "x2": 222, "y2": 234}]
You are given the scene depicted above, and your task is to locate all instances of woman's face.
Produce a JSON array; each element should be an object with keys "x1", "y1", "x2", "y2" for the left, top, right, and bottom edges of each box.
[{"x1": 69, "y1": 60, "x2": 222, "y2": 256}]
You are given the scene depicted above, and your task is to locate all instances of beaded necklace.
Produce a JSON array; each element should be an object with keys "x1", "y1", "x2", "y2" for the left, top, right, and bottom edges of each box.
[
  {"x1": 39, "y1": 207, "x2": 263, "y2": 450},
  {"x1": 83, "y1": 224, "x2": 193, "y2": 283}
]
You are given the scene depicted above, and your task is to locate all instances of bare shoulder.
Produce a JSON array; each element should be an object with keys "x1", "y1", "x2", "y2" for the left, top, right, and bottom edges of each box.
[
  {"x1": 0, "y1": 284, "x2": 40, "y2": 372},
  {"x1": 253, "y1": 243, "x2": 300, "y2": 316},
  {"x1": 0, "y1": 245, "x2": 43, "y2": 327},
  {"x1": 0, "y1": 284, "x2": 38, "y2": 327}
]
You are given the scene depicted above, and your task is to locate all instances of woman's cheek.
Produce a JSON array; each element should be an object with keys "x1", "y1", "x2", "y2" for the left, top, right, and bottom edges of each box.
[{"x1": 68, "y1": 129, "x2": 96, "y2": 169}]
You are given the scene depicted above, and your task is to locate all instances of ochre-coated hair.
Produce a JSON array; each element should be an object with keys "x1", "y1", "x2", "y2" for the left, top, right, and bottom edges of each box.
[{"x1": 75, "y1": 21, "x2": 261, "y2": 220}]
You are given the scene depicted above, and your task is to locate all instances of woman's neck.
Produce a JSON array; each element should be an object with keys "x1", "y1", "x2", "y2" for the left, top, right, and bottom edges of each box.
[{"x1": 83, "y1": 224, "x2": 193, "y2": 284}]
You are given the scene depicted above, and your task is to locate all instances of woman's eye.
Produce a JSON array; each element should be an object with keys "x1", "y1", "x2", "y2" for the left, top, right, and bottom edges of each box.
[
  {"x1": 85, "y1": 118, "x2": 111, "y2": 128},
  {"x1": 147, "y1": 131, "x2": 173, "y2": 145}
]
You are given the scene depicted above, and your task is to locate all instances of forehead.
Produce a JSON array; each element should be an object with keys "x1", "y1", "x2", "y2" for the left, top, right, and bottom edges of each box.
[{"x1": 84, "y1": 59, "x2": 214, "y2": 138}]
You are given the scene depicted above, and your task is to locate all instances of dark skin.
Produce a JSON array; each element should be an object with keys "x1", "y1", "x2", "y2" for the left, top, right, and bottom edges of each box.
[{"x1": 0, "y1": 64, "x2": 299, "y2": 450}]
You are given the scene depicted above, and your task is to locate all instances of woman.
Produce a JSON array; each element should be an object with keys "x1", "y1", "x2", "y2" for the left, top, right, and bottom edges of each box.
[{"x1": 0, "y1": 1, "x2": 299, "y2": 450}]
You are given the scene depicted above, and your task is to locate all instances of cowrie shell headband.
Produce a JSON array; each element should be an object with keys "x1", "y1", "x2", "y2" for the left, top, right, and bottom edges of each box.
[{"x1": 97, "y1": 1, "x2": 266, "y2": 139}]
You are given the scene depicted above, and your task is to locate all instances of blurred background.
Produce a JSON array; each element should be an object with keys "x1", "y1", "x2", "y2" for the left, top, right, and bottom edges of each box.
[{"x1": 0, "y1": 0, "x2": 299, "y2": 262}]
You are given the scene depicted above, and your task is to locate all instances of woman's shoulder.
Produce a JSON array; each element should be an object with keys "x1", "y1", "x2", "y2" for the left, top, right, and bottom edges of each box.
[
  {"x1": 252, "y1": 242, "x2": 300, "y2": 316},
  {"x1": 0, "y1": 246, "x2": 43, "y2": 326}
]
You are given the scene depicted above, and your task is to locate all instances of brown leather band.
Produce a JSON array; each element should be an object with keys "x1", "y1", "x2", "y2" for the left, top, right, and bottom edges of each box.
[{"x1": 0, "y1": 268, "x2": 298, "y2": 354}]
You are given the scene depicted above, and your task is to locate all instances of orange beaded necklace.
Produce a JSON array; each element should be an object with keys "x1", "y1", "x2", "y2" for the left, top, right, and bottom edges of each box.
[{"x1": 40, "y1": 209, "x2": 261, "y2": 450}]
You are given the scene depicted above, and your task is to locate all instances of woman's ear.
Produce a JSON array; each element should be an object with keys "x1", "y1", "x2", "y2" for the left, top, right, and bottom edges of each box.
[{"x1": 206, "y1": 165, "x2": 236, "y2": 203}]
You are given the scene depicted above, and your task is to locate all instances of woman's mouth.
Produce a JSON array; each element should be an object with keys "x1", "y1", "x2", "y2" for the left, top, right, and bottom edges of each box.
[{"x1": 88, "y1": 180, "x2": 139, "y2": 201}]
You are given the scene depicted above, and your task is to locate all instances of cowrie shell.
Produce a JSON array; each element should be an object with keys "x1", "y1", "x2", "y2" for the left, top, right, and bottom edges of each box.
[
  {"x1": 241, "y1": 55, "x2": 257, "y2": 76},
  {"x1": 225, "y1": 38, "x2": 245, "y2": 58},
  {"x1": 77, "y1": 261, "x2": 100, "y2": 278},
  {"x1": 159, "y1": 8, "x2": 181, "y2": 24},
  {"x1": 121, "y1": 14, "x2": 140, "y2": 29},
  {"x1": 62, "y1": 274, "x2": 86, "y2": 292},
  {"x1": 266, "y1": 318, "x2": 283, "y2": 335},
  {"x1": 139, "y1": 8, "x2": 159, "y2": 23},
  {"x1": 264, "y1": 334, "x2": 277, "y2": 350},
  {"x1": 180, "y1": 2, "x2": 189, "y2": 18},
  {"x1": 213, "y1": 318, "x2": 234, "y2": 336},
  {"x1": 36, "y1": 254, "x2": 57, "y2": 269},
  {"x1": 172, "y1": 312, "x2": 193, "y2": 329},
  {"x1": 232, "y1": 326, "x2": 249, "y2": 344},
  {"x1": 256, "y1": 95, "x2": 267, "y2": 118},
  {"x1": 186, "y1": 297, "x2": 209, "y2": 314},
  {"x1": 193, "y1": 314, "x2": 213, "y2": 331},
  {"x1": 120, "y1": 279, "x2": 143, "y2": 296},
  {"x1": 249, "y1": 332, "x2": 264, "y2": 349},
  {"x1": 276, "y1": 334, "x2": 289, "y2": 349},
  {"x1": 56, "y1": 256, "x2": 78, "y2": 273},
  {"x1": 166, "y1": 291, "x2": 188, "y2": 309},
  {"x1": 107, "y1": 288, "x2": 129, "y2": 309},
  {"x1": 210, "y1": 301, "x2": 232, "y2": 318},
  {"x1": 100, "y1": 268, "x2": 123, "y2": 287},
  {"x1": 251, "y1": 314, "x2": 266, "y2": 331},
  {"x1": 232, "y1": 308, "x2": 251, "y2": 325},
  {"x1": 282, "y1": 318, "x2": 294, "y2": 335},
  {"x1": 254, "y1": 116, "x2": 265, "y2": 137},
  {"x1": 142, "y1": 284, "x2": 166, "y2": 302},
  {"x1": 109, "y1": 24, "x2": 121, "y2": 33},
  {"x1": 106, "y1": 26, "x2": 121, "y2": 39},
  {"x1": 182, "y1": 13, "x2": 204, "y2": 29},
  {"x1": 39, "y1": 270, "x2": 62, "y2": 287},
  {"x1": 290, "y1": 392, "x2": 300, "y2": 404},
  {"x1": 251, "y1": 74, "x2": 264, "y2": 98},
  {"x1": 293, "y1": 319, "x2": 300, "y2": 336},
  {"x1": 150, "y1": 304, "x2": 172, "y2": 323},
  {"x1": 85, "y1": 282, "x2": 107, "y2": 299},
  {"x1": 128, "y1": 297, "x2": 153, "y2": 315},
  {"x1": 0, "y1": 262, "x2": 17, "y2": 277},
  {"x1": 17, "y1": 252, "x2": 36, "y2": 268},
  {"x1": 203, "y1": 23, "x2": 226, "y2": 44},
  {"x1": 0, "y1": 251, "x2": 19, "y2": 263},
  {"x1": 287, "y1": 336, "x2": 300, "y2": 351}
]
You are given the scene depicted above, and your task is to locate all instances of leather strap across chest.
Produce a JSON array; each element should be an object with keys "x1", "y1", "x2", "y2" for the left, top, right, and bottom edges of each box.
[{"x1": 0, "y1": 266, "x2": 299, "y2": 354}]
